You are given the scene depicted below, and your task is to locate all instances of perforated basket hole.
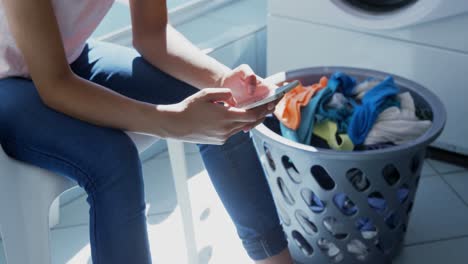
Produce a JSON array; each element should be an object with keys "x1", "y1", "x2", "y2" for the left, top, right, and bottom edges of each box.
[
  {"x1": 346, "y1": 168, "x2": 369, "y2": 192},
  {"x1": 282, "y1": 155, "x2": 301, "y2": 183},
  {"x1": 398, "y1": 184, "x2": 410, "y2": 204},
  {"x1": 301, "y1": 188, "x2": 326, "y2": 214},
  {"x1": 356, "y1": 217, "x2": 378, "y2": 240},
  {"x1": 375, "y1": 236, "x2": 393, "y2": 254},
  {"x1": 384, "y1": 211, "x2": 400, "y2": 230},
  {"x1": 323, "y1": 217, "x2": 348, "y2": 240},
  {"x1": 263, "y1": 142, "x2": 276, "y2": 171},
  {"x1": 382, "y1": 164, "x2": 400, "y2": 186},
  {"x1": 292, "y1": 230, "x2": 313, "y2": 257},
  {"x1": 277, "y1": 177, "x2": 295, "y2": 205},
  {"x1": 295, "y1": 210, "x2": 318, "y2": 235},
  {"x1": 368, "y1": 192, "x2": 387, "y2": 215},
  {"x1": 311, "y1": 165, "x2": 335, "y2": 191},
  {"x1": 277, "y1": 202, "x2": 291, "y2": 226},
  {"x1": 317, "y1": 238, "x2": 344, "y2": 263},
  {"x1": 347, "y1": 239, "x2": 370, "y2": 261},
  {"x1": 333, "y1": 193, "x2": 358, "y2": 216},
  {"x1": 410, "y1": 155, "x2": 422, "y2": 174}
]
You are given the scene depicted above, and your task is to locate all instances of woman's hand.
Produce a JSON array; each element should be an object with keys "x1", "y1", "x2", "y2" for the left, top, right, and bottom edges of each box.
[
  {"x1": 220, "y1": 64, "x2": 277, "y2": 108},
  {"x1": 156, "y1": 88, "x2": 276, "y2": 145}
]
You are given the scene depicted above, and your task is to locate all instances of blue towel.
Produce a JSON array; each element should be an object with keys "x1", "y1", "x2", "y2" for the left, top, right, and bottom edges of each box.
[
  {"x1": 281, "y1": 72, "x2": 356, "y2": 144},
  {"x1": 348, "y1": 76, "x2": 400, "y2": 145}
]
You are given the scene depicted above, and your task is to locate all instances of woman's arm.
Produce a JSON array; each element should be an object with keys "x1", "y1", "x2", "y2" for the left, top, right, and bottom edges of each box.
[
  {"x1": 3, "y1": 0, "x2": 270, "y2": 144},
  {"x1": 130, "y1": 0, "x2": 232, "y2": 89},
  {"x1": 2, "y1": 0, "x2": 167, "y2": 136}
]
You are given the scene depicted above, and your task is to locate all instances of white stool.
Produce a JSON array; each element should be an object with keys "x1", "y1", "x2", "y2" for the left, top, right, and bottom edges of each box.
[{"x1": 0, "y1": 133, "x2": 198, "y2": 264}]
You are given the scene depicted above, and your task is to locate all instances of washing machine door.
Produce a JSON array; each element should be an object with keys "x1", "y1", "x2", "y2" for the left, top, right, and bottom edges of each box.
[{"x1": 330, "y1": 0, "x2": 466, "y2": 29}]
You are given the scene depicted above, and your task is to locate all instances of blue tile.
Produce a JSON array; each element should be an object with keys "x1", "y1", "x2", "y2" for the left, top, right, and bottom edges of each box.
[
  {"x1": 404, "y1": 176, "x2": 468, "y2": 244},
  {"x1": 209, "y1": 34, "x2": 257, "y2": 70},
  {"x1": 394, "y1": 236, "x2": 468, "y2": 264},
  {"x1": 207, "y1": 0, "x2": 267, "y2": 29},
  {"x1": 442, "y1": 171, "x2": 468, "y2": 205},
  {"x1": 92, "y1": 3, "x2": 131, "y2": 38},
  {"x1": 255, "y1": 29, "x2": 267, "y2": 78},
  {"x1": 176, "y1": 16, "x2": 235, "y2": 50}
]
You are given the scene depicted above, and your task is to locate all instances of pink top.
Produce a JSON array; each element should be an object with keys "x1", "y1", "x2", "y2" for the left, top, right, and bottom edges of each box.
[{"x1": 0, "y1": 0, "x2": 115, "y2": 79}]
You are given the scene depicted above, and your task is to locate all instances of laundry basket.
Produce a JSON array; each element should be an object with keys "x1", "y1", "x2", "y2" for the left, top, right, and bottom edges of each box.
[{"x1": 251, "y1": 67, "x2": 445, "y2": 264}]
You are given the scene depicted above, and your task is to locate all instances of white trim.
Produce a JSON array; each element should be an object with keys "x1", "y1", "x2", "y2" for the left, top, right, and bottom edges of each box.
[{"x1": 97, "y1": 0, "x2": 237, "y2": 46}]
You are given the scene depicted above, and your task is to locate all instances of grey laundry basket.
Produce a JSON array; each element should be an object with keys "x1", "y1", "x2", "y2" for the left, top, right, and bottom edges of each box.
[{"x1": 251, "y1": 67, "x2": 445, "y2": 264}]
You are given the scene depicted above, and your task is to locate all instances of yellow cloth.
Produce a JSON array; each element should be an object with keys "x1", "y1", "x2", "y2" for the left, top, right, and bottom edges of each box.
[{"x1": 313, "y1": 121, "x2": 354, "y2": 151}]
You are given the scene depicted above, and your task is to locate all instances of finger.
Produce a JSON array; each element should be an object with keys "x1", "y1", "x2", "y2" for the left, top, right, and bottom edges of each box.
[
  {"x1": 236, "y1": 64, "x2": 257, "y2": 95},
  {"x1": 236, "y1": 64, "x2": 255, "y2": 79},
  {"x1": 244, "y1": 74, "x2": 257, "y2": 95},
  {"x1": 226, "y1": 96, "x2": 237, "y2": 107},
  {"x1": 201, "y1": 88, "x2": 233, "y2": 103},
  {"x1": 226, "y1": 105, "x2": 270, "y2": 122},
  {"x1": 242, "y1": 117, "x2": 266, "y2": 133}
]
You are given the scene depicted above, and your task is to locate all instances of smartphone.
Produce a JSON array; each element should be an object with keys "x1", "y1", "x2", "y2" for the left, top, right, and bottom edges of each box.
[{"x1": 240, "y1": 80, "x2": 300, "y2": 110}]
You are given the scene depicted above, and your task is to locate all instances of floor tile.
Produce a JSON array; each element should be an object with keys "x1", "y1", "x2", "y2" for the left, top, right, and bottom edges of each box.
[
  {"x1": 148, "y1": 171, "x2": 253, "y2": 264},
  {"x1": 428, "y1": 159, "x2": 466, "y2": 175},
  {"x1": 22, "y1": 169, "x2": 251, "y2": 264},
  {"x1": 421, "y1": 159, "x2": 438, "y2": 177},
  {"x1": 442, "y1": 171, "x2": 468, "y2": 205},
  {"x1": 394, "y1": 236, "x2": 468, "y2": 264},
  {"x1": 404, "y1": 176, "x2": 468, "y2": 245},
  {"x1": 92, "y1": 2, "x2": 131, "y2": 38},
  {"x1": 51, "y1": 225, "x2": 91, "y2": 264},
  {"x1": 143, "y1": 152, "x2": 206, "y2": 216}
]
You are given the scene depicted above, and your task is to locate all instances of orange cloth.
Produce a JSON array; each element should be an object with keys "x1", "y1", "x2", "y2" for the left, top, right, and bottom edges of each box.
[{"x1": 274, "y1": 77, "x2": 328, "y2": 130}]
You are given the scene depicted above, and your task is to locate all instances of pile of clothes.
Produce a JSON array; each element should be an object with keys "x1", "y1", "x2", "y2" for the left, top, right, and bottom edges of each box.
[{"x1": 273, "y1": 72, "x2": 433, "y2": 151}]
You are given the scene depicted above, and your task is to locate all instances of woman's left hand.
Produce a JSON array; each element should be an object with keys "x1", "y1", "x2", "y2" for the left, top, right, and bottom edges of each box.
[{"x1": 220, "y1": 64, "x2": 276, "y2": 107}]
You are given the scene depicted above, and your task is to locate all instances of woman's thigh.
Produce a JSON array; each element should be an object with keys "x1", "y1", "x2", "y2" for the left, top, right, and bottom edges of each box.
[
  {"x1": 70, "y1": 39, "x2": 199, "y2": 105},
  {"x1": 0, "y1": 77, "x2": 141, "y2": 193}
]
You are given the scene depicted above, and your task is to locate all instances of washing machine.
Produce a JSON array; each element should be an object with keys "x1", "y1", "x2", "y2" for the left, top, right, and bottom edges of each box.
[{"x1": 267, "y1": 0, "x2": 468, "y2": 155}]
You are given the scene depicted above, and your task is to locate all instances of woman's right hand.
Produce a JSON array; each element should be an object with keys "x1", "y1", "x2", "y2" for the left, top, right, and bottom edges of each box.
[{"x1": 156, "y1": 88, "x2": 275, "y2": 145}]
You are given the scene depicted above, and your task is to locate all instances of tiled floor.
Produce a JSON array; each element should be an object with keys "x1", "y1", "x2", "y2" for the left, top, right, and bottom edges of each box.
[{"x1": 0, "y1": 145, "x2": 467, "y2": 264}]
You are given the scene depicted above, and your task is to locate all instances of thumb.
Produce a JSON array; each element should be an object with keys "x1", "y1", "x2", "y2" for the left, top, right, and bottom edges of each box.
[
  {"x1": 236, "y1": 64, "x2": 259, "y2": 95},
  {"x1": 236, "y1": 64, "x2": 255, "y2": 78},
  {"x1": 201, "y1": 88, "x2": 234, "y2": 103}
]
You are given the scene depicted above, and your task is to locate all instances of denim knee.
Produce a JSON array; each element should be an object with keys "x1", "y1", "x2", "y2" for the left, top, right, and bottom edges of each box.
[
  {"x1": 86, "y1": 132, "x2": 146, "y2": 218},
  {"x1": 242, "y1": 225, "x2": 289, "y2": 261}
]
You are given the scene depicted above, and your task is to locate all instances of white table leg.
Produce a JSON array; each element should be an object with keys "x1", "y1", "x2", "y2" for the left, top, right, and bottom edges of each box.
[{"x1": 167, "y1": 139, "x2": 198, "y2": 264}]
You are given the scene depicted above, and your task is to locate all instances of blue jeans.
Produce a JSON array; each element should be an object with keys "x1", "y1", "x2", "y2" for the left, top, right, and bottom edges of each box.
[{"x1": 0, "y1": 40, "x2": 287, "y2": 263}]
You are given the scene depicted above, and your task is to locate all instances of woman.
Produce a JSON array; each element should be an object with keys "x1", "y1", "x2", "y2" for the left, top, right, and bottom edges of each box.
[{"x1": 0, "y1": 0, "x2": 294, "y2": 263}]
